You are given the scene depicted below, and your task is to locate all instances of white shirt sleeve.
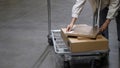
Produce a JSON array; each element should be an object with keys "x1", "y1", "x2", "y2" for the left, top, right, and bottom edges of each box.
[
  {"x1": 72, "y1": 0, "x2": 86, "y2": 18},
  {"x1": 107, "y1": 0, "x2": 120, "y2": 19}
]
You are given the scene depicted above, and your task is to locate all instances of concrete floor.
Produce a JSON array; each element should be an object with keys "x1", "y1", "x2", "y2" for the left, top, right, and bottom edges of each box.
[{"x1": 0, "y1": 0, "x2": 119, "y2": 68}]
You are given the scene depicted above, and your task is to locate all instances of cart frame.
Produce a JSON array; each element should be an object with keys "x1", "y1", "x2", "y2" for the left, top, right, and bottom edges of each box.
[{"x1": 50, "y1": 30, "x2": 109, "y2": 68}]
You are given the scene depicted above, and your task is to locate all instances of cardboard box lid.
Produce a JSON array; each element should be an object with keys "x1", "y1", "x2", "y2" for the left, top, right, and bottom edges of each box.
[{"x1": 62, "y1": 24, "x2": 99, "y2": 38}]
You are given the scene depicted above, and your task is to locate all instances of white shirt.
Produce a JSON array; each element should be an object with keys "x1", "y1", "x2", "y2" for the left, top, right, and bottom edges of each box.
[{"x1": 72, "y1": 0, "x2": 120, "y2": 19}]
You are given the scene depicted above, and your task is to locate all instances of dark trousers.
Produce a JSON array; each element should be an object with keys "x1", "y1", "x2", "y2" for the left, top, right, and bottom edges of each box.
[
  {"x1": 100, "y1": 7, "x2": 120, "y2": 40},
  {"x1": 116, "y1": 11, "x2": 120, "y2": 40},
  {"x1": 99, "y1": 7, "x2": 109, "y2": 39}
]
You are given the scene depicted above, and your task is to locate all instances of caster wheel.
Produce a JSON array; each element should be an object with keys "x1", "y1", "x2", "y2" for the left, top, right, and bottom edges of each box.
[
  {"x1": 101, "y1": 53, "x2": 109, "y2": 65},
  {"x1": 91, "y1": 59, "x2": 101, "y2": 68},
  {"x1": 47, "y1": 35, "x2": 53, "y2": 46},
  {"x1": 64, "y1": 61, "x2": 70, "y2": 68}
]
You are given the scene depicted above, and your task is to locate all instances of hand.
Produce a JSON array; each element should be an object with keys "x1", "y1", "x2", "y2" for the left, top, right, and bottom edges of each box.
[
  {"x1": 99, "y1": 19, "x2": 111, "y2": 33},
  {"x1": 66, "y1": 23, "x2": 74, "y2": 32},
  {"x1": 66, "y1": 17, "x2": 77, "y2": 32}
]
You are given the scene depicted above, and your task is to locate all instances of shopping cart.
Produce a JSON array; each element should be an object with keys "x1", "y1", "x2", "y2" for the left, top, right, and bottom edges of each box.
[{"x1": 47, "y1": 0, "x2": 109, "y2": 68}]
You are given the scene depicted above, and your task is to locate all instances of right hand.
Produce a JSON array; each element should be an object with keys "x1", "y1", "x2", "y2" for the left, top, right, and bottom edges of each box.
[
  {"x1": 66, "y1": 17, "x2": 77, "y2": 32},
  {"x1": 66, "y1": 23, "x2": 74, "y2": 32}
]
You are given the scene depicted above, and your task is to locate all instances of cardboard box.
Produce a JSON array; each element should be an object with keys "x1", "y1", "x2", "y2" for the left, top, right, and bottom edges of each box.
[{"x1": 61, "y1": 28, "x2": 109, "y2": 53}]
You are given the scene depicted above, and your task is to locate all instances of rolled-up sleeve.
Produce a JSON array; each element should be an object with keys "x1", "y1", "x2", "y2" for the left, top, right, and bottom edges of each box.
[
  {"x1": 107, "y1": 0, "x2": 120, "y2": 19},
  {"x1": 72, "y1": 0, "x2": 86, "y2": 18}
]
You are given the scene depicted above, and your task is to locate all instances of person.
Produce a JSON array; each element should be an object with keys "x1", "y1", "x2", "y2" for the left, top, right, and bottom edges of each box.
[{"x1": 66, "y1": 0, "x2": 120, "y2": 39}]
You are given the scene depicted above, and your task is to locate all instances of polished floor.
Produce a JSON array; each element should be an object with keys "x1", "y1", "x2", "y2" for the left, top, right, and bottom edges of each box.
[{"x1": 0, "y1": 0, "x2": 119, "y2": 68}]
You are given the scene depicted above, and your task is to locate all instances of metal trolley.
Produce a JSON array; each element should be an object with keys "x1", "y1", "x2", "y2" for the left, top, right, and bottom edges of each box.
[
  {"x1": 47, "y1": 0, "x2": 109, "y2": 68},
  {"x1": 50, "y1": 30, "x2": 109, "y2": 68}
]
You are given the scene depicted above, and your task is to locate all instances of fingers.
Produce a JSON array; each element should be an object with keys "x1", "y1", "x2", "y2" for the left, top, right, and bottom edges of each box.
[
  {"x1": 66, "y1": 25, "x2": 71, "y2": 32},
  {"x1": 99, "y1": 27, "x2": 104, "y2": 32},
  {"x1": 99, "y1": 26, "x2": 106, "y2": 33},
  {"x1": 99, "y1": 28, "x2": 103, "y2": 34}
]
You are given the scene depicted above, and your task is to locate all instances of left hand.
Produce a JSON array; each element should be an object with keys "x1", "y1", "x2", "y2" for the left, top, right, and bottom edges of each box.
[{"x1": 99, "y1": 19, "x2": 111, "y2": 33}]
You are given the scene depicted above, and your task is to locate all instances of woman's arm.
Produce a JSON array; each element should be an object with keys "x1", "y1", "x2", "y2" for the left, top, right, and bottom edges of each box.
[
  {"x1": 99, "y1": 0, "x2": 120, "y2": 32},
  {"x1": 66, "y1": 0, "x2": 86, "y2": 31}
]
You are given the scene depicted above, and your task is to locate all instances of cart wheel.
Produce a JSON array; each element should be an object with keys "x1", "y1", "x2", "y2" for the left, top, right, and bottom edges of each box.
[
  {"x1": 64, "y1": 61, "x2": 70, "y2": 68},
  {"x1": 91, "y1": 59, "x2": 101, "y2": 68},
  {"x1": 101, "y1": 53, "x2": 109, "y2": 65},
  {"x1": 47, "y1": 35, "x2": 53, "y2": 46}
]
